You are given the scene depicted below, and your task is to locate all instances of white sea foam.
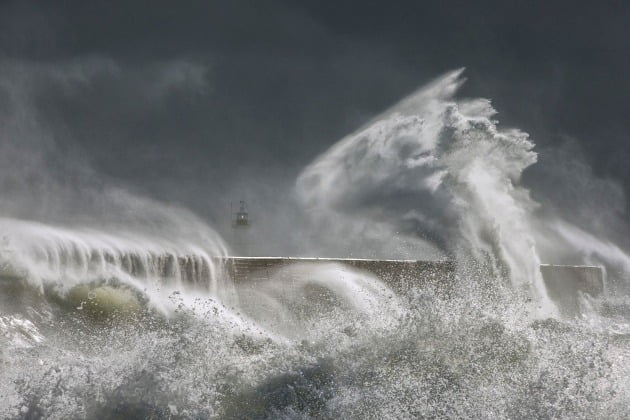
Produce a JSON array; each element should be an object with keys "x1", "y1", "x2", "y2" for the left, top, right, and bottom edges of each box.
[
  {"x1": 2, "y1": 69, "x2": 630, "y2": 418},
  {"x1": 297, "y1": 69, "x2": 555, "y2": 314}
]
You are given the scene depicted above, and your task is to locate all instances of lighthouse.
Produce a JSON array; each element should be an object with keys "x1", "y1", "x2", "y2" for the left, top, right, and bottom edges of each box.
[{"x1": 231, "y1": 201, "x2": 250, "y2": 256}]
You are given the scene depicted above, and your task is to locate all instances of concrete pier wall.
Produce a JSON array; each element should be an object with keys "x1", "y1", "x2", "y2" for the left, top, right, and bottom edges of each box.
[
  {"x1": 220, "y1": 257, "x2": 455, "y2": 293},
  {"x1": 539, "y1": 264, "x2": 604, "y2": 315},
  {"x1": 218, "y1": 257, "x2": 605, "y2": 314}
]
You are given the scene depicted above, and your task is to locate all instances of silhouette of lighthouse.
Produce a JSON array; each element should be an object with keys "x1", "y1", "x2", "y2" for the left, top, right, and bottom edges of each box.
[{"x1": 231, "y1": 201, "x2": 250, "y2": 256}]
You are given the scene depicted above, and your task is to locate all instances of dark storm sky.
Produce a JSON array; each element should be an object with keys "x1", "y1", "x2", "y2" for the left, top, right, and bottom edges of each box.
[{"x1": 1, "y1": 0, "x2": 629, "y2": 230}]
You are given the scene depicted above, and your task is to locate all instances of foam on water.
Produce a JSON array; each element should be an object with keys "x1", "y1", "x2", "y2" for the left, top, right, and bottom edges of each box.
[{"x1": 1, "y1": 70, "x2": 630, "y2": 418}]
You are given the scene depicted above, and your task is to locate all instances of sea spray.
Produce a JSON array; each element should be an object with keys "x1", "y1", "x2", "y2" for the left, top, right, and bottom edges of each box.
[
  {"x1": 297, "y1": 69, "x2": 555, "y2": 315},
  {"x1": 1, "y1": 69, "x2": 630, "y2": 418},
  {"x1": 234, "y1": 263, "x2": 405, "y2": 339},
  {"x1": 0, "y1": 217, "x2": 233, "y2": 314}
]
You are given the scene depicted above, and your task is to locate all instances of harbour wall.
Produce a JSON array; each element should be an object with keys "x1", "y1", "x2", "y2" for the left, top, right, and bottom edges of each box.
[
  {"x1": 1, "y1": 250, "x2": 603, "y2": 315},
  {"x1": 220, "y1": 257, "x2": 604, "y2": 315}
]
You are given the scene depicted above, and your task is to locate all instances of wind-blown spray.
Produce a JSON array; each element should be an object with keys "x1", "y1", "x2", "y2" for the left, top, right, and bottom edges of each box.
[
  {"x1": 297, "y1": 69, "x2": 554, "y2": 312},
  {"x1": 2, "y1": 66, "x2": 630, "y2": 418}
]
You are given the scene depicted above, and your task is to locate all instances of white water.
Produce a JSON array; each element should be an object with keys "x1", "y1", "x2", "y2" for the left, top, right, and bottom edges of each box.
[
  {"x1": 297, "y1": 69, "x2": 555, "y2": 315},
  {"x1": 2, "y1": 69, "x2": 630, "y2": 418},
  {"x1": 0, "y1": 217, "x2": 232, "y2": 314}
]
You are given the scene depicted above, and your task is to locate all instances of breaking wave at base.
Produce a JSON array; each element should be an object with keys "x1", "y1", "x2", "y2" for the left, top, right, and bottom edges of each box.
[
  {"x1": 2, "y1": 263, "x2": 629, "y2": 419},
  {"x1": 1, "y1": 217, "x2": 629, "y2": 418}
]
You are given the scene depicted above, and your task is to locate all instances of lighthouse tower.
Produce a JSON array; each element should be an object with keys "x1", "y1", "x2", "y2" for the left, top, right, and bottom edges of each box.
[{"x1": 231, "y1": 201, "x2": 250, "y2": 256}]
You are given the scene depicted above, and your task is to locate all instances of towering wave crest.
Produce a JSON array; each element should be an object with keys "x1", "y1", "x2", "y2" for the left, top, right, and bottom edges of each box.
[{"x1": 297, "y1": 69, "x2": 553, "y2": 311}]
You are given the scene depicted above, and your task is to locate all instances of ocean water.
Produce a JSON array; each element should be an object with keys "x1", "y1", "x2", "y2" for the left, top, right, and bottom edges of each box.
[
  {"x1": 2, "y1": 70, "x2": 629, "y2": 419},
  {"x1": 0, "y1": 246, "x2": 628, "y2": 419}
]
